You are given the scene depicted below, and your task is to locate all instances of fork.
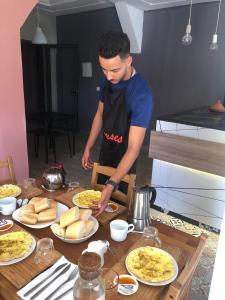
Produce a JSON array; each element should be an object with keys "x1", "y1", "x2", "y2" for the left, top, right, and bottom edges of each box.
[{"x1": 44, "y1": 266, "x2": 78, "y2": 300}]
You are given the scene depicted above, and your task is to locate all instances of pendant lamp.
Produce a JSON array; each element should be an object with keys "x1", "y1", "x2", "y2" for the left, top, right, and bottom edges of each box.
[
  {"x1": 182, "y1": 0, "x2": 193, "y2": 46},
  {"x1": 210, "y1": 0, "x2": 222, "y2": 51},
  {"x1": 32, "y1": 6, "x2": 48, "y2": 44}
]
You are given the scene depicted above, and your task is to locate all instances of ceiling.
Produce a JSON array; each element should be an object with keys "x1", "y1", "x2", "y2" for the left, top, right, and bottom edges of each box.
[{"x1": 39, "y1": 0, "x2": 218, "y2": 15}]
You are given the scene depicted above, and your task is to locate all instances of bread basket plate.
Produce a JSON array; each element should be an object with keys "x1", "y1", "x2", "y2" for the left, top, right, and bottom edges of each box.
[
  {"x1": 0, "y1": 184, "x2": 22, "y2": 199},
  {"x1": 51, "y1": 216, "x2": 99, "y2": 243},
  {"x1": 72, "y1": 190, "x2": 101, "y2": 208},
  {"x1": 12, "y1": 202, "x2": 68, "y2": 229},
  {"x1": 125, "y1": 247, "x2": 178, "y2": 286},
  {"x1": 0, "y1": 235, "x2": 36, "y2": 266}
]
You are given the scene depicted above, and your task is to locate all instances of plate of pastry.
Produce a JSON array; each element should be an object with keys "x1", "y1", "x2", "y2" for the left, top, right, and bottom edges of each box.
[
  {"x1": 12, "y1": 197, "x2": 68, "y2": 228},
  {"x1": 51, "y1": 206, "x2": 99, "y2": 243},
  {"x1": 0, "y1": 231, "x2": 36, "y2": 266}
]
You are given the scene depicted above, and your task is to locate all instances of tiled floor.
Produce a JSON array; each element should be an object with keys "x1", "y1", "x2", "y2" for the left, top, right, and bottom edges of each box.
[{"x1": 28, "y1": 131, "x2": 218, "y2": 299}]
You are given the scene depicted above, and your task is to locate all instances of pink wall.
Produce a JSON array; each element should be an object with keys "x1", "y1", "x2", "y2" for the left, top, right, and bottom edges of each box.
[{"x1": 0, "y1": 0, "x2": 37, "y2": 182}]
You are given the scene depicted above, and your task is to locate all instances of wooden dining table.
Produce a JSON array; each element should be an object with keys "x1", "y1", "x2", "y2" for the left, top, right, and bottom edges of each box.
[{"x1": 0, "y1": 182, "x2": 201, "y2": 300}]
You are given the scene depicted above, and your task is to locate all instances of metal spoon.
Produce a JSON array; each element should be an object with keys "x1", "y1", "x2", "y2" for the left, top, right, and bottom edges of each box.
[{"x1": 102, "y1": 240, "x2": 116, "y2": 256}]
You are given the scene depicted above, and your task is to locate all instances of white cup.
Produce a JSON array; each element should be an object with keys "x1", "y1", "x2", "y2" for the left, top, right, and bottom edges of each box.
[
  {"x1": 0, "y1": 197, "x2": 17, "y2": 215},
  {"x1": 110, "y1": 219, "x2": 134, "y2": 242}
]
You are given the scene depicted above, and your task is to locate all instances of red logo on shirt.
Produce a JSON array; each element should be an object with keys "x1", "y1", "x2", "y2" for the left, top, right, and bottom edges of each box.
[{"x1": 104, "y1": 132, "x2": 123, "y2": 144}]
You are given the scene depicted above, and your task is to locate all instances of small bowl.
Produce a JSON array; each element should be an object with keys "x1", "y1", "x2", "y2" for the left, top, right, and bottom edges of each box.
[
  {"x1": 0, "y1": 220, "x2": 14, "y2": 232},
  {"x1": 117, "y1": 274, "x2": 139, "y2": 295},
  {"x1": 104, "y1": 203, "x2": 118, "y2": 213}
]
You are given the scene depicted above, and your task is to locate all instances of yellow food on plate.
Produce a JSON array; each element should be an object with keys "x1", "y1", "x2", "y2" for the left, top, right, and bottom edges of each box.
[
  {"x1": 74, "y1": 190, "x2": 101, "y2": 207},
  {"x1": 0, "y1": 184, "x2": 21, "y2": 199},
  {"x1": 0, "y1": 231, "x2": 33, "y2": 262},
  {"x1": 127, "y1": 246, "x2": 175, "y2": 282}
]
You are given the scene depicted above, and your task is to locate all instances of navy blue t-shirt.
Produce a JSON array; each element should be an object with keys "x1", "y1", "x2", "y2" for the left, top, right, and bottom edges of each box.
[{"x1": 99, "y1": 72, "x2": 153, "y2": 128}]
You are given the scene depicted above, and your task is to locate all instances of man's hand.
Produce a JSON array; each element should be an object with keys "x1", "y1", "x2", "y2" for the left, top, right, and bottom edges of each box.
[
  {"x1": 92, "y1": 184, "x2": 114, "y2": 217},
  {"x1": 82, "y1": 149, "x2": 94, "y2": 170}
]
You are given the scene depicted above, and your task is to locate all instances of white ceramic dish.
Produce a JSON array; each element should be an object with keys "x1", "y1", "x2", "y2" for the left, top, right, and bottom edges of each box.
[
  {"x1": 0, "y1": 220, "x2": 14, "y2": 232},
  {"x1": 125, "y1": 247, "x2": 178, "y2": 286},
  {"x1": 117, "y1": 274, "x2": 139, "y2": 295},
  {"x1": 0, "y1": 236, "x2": 36, "y2": 266},
  {"x1": 51, "y1": 216, "x2": 99, "y2": 243},
  {"x1": 12, "y1": 202, "x2": 68, "y2": 229},
  {"x1": 0, "y1": 184, "x2": 22, "y2": 199}
]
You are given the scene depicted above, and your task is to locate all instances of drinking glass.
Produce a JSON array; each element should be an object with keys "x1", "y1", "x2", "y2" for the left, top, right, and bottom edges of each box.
[
  {"x1": 23, "y1": 178, "x2": 36, "y2": 189},
  {"x1": 67, "y1": 181, "x2": 80, "y2": 192},
  {"x1": 34, "y1": 238, "x2": 54, "y2": 264},
  {"x1": 142, "y1": 226, "x2": 162, "y2": 248},
  {"x1": 101, "y1": 268, "x2": 119, "y2": 299}
]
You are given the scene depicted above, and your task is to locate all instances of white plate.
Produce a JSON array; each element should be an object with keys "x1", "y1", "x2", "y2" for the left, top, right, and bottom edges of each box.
[
  {"x1": 0, "y1": 184, "x2": 22, "y2": 199},
  {"x1": 12, "y1": 202, "x2": 68, "y2": 229},
  {"x1": 51, "y1": 216, "x2": 99, "y2": 243},
  {"x1": 0, "y1": 236, "x2": 36, "y2": 266},
  {"x1": 125, "y1": 247, "x2": 178, "y2": 286},
  {"x1": 72, "y1": 190, "x2": 101, "y2": 208}
]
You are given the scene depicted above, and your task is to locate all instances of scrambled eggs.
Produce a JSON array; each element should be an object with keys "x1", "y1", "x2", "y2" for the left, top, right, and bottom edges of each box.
[
  {"x1": 74, "y1": 190, "x2": 101, "y2": 207},
  {"x1": 127, "y1": 246, "x2": 175, "y2": 282},
  {"x1": 0, "y1": 231, "x2": 33, "y2": 262},
  {"x1": 0, "y1": 184, "x2": 21, "y2": 199}
]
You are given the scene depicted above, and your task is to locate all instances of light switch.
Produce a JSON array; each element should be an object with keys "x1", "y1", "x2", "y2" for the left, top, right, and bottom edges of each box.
[{"x1": 82, "y1": 62, "x2": 92, "y2": 77}]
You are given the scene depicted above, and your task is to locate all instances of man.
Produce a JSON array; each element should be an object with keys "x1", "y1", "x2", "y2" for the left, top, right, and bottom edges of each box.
[{"x1": 82, "y1": 31, "x2": 153, "y2": 216}]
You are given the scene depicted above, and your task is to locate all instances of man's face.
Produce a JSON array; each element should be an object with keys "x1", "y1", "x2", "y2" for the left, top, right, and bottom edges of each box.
[{"x1": 99, "y1": 55, "x2": 132, "y2": 84}]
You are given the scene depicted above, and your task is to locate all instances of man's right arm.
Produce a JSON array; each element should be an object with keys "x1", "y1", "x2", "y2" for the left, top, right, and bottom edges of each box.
[{"x1": 82, "y1": 101, "x2": 103, "y2": 169}]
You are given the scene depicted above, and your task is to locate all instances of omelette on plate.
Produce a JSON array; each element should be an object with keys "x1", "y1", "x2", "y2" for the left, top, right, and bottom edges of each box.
[
  {"x1": 126, "y1": 246, "x2": 175, "y2": 283},
  {"x1": 73, "y1": 190, "x2": 101, "y2": 207},
  {"x1": 0, "y1": 184, "x2": 21, "y2": 199},
  {"x1": 0, "y1": 231, "x2": 33, "y2": 262}
]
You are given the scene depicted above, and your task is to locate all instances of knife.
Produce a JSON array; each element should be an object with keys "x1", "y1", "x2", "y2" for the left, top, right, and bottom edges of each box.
[
  {"x1": 30, "y1": 264, "x2": 71, "y2": 299},
  {"x1": 23, "y1": 262, "x2": 69, "y2": 297},
  {"x1": 53, "y1": 287, "x2": 73, "y2": 300}
]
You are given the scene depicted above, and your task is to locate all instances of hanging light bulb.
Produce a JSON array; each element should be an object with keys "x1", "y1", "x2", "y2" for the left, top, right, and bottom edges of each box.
[
  {"x1": 210, "y1": 0, "x2": 222, "y2": 51},
  {"x1": 32, "y1": 5, "x2": 48, "y2": 44},
  {"x1": 182, "y1": 0, "x2": 193, "y2": 46}
]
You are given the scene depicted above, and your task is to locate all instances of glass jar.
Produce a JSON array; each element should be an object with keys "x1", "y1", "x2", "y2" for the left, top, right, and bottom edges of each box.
[
  {"x1": 73, "y1": 252, "x2": 105, "y2": 300},
  {"x1": 142, "y1": 226, "x2": 162, "y2": 248}
]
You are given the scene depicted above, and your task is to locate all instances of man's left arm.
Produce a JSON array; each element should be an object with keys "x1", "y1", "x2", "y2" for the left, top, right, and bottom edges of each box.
[{"x1": 94, "y1": 126, "x2": 146, "y2": 216}]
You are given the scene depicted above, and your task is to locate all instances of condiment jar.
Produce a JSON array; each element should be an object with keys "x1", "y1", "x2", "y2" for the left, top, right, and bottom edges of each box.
[{"x1": 73, "y1": 252, "x2": 105, "y2": 300}]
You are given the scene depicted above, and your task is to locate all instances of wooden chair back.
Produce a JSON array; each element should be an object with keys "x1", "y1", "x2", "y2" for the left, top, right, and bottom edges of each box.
[
  {"x1": 91, "y1": 162, "x2": 136, "y2": 206},
  {"x1": 165, "y1": 233, "x2": 207, "y2": 300},
  {"x1": 0, "y1": 157, "x2": 17, "y2": 184}
]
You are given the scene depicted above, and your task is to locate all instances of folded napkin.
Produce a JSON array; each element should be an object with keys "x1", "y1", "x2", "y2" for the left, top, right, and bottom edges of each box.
[{"x1": 18, "y1": 256, "x2": 78, "y2": 300}]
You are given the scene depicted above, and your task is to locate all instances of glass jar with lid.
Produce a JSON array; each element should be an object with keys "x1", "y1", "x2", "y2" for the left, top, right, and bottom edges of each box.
[{"x1": 73, "y1": 252, "x2": 105, "y2": 300}]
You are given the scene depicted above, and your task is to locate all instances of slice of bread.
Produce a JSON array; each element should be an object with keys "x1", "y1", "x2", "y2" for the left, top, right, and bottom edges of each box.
[
  {"x1": 79, "y1": 209, "x2": 92, "y2": 221},
  {"x1": 29, "y1": 197, "x2": 43, "y2": 205},
  {"x1": 19, "y1": 213, "x2": 38, "y2": 225},
  {"x1": 84, "y1": 219, "x2": 95, "y2": 236},
  {"x1": 60, "y1": 206, "x2": 80, "y2": 228},
  {"x1": 20, "y1": 204, "x2": 35, "y2": 214},
  {"x1": 34, "y1": 198, "x2": 50, "y2": 213},
  {"x1": 38, "y1": 208, "x2": 56, "y2": 222},
  {"x1": 65, "y1": 220, "x2": 86, "y2": 239},
  {"x1": 49, "y1": 200, "x2": 57, "y2": 209}
]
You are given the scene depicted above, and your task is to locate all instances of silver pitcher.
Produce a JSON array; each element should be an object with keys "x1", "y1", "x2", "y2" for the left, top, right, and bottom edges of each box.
[{"x1": 127, "y1": 186, "x2": 157, "y2": 232}]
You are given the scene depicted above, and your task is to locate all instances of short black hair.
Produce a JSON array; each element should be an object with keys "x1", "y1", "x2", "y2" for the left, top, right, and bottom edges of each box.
[{"x1": 98, "y1": 31, "x2": 130, "y2": 59}]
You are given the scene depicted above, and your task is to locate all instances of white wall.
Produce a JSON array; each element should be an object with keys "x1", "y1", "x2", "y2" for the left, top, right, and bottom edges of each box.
[{"x1": 20, "y1": 7, "x2": 57, "y2": 44}]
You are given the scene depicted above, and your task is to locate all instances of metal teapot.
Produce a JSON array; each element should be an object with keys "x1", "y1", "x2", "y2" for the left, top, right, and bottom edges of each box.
[
  {"x1": 127, "y1": 185, "x2": 157, "y2": 232},
  {"x1": 42, "y1": 164, "x2": 66, "y2": 191}
]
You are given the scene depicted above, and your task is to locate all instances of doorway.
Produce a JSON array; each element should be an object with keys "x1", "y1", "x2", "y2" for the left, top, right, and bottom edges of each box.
[{"x1": 21, "y1": 40, "x2": 79, "y2": 162}]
